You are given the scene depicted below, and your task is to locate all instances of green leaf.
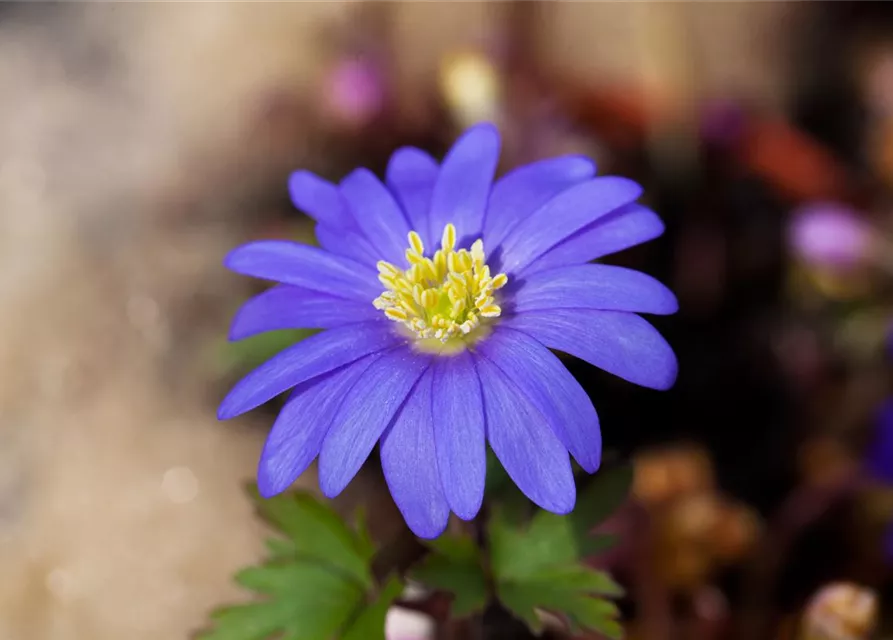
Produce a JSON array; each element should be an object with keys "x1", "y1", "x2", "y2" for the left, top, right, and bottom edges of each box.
[
  {"x1": 250, "y1": 488, "x2": 373, "y2": 588},
  {"x1": 489, "y1": 469, "x2": 629, "y2": 640},
  {"x1": 490, "y1": 510, "x2": 577, "y2": 581},
  {"x1": 264, "y1": 538, "x2": 294, "y2": 561},
  {"x1": 570, "y1": 464, "x2": 632, "y2": 540},
  {"x1": 199, "y1": 562, "x2": 365, "y2": 640},
  {"x1": 341, "y1": 576, "x2": 404, "y2": 640},
  {"x1": 200, "y1": 602, "x2": 294, "y2": 640},
  {"x1": 218, "y1": 328, "x2": 316, "y2": 375},
  {"x1": 496, "y1": 582, "x2": 622, "y2": 639},
  {"x1": 521, "y1": 565, "x2": 624, "y2": 598},
  {"x1": 569, "y1": 464, "x2": 633, "y2": 556},
  {"x1": 485, "y1": 450, "x2": 533, "y2": 525},
  {"x1": 497, "y1": 583, "x2": 545, "y2": 633},
  {"x1": 411, "y1": 534, "x2": 489, "y2": 617},
  {"x1": 201, "y1": 490, "x2": 405, "y2": 640}
]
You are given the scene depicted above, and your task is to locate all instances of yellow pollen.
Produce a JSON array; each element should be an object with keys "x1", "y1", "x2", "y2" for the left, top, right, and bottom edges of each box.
[{"x1": 373, "y1": 223, "x2": 508, "y2": 345}]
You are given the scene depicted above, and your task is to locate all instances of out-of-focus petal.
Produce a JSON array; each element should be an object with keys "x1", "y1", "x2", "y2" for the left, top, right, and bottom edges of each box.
[
  {"x1": 386, "y1": 147, "x2": 439, "y2": 250},
  {"x1": 289, "y1": 170, "x2": 354, "y2": 229},
  {"x1": 340, "y1": 169, "x2": 413, "y2": 266}
]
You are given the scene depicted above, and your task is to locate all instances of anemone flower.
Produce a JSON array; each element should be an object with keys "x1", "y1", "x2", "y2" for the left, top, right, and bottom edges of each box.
[{"x1": 219, "y1": 123, "x2": 677, "y2": 538}]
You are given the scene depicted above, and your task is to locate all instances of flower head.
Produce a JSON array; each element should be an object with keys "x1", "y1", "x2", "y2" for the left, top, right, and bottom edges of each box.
[{"x1": 219, "y1": 123, "x2": 678, "y2": 538}]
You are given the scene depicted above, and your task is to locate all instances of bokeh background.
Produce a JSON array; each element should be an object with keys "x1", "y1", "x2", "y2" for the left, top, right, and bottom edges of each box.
[{"x1": 2, "y1": 2, "x2": 893, "y2": 639}]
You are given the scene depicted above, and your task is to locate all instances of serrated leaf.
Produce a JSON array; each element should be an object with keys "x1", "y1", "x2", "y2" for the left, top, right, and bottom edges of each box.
[
  {"x1": 496, "y1": 583, "x2": 545, "y2": 633},
  {"x1": 489, "y1": 481, "x2": 628, "y2": 640},
  {"x1": 200, "y1": 562, "x2": 365, "y2": 640},
  {"x1": 564, "y1": 600, "x2": 623, "y2": 639},
  {"x1": 497, "y1": 582, "x2": 621, "y2": 639},
  {"x1": 490, "y1": 510, "x2": 577, "y2": 581},
  {"x1": 341, "y1": 576, "x2": 404, "y2": 640},
  {"x1": 249, "y1": 488, "x2": 373, "y2": 588},
  {"x1": 200, "y1": 602, "x2": 293, "y2": 640},
  {"x1": 412, "y1": 534, "x2": 488, "y2": 617},
  {"x1": 522, "y1": 565, "x2": 624, "y2": 597}
]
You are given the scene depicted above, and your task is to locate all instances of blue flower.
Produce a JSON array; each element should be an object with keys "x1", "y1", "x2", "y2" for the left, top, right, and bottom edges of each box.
[{"x1": 219, "y1": 123, "x2": 678, "y2": 538}]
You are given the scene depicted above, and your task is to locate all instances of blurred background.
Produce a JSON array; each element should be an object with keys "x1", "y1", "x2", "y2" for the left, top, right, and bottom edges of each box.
[{"x1": 2, "y1": 2, "x2": 893, "y2": 639}]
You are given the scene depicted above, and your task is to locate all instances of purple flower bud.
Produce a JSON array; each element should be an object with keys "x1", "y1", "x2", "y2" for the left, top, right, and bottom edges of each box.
[{"x1": 788, "y1": 202, "x2": 872, "y2": 268}]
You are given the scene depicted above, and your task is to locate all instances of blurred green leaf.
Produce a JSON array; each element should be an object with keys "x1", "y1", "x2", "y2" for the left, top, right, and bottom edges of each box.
[
  {"x1": 496, "y1": 583, "x2": 544, "y2": 633},
  {"x1": 199, "y1": 489, "x2": 402, "y2": 640},
  {"x1": 249, "y1": 486, "x2": 374, "y2": 588},
  {"x1": 572, "y1": 464, "x2": 633, "y2": 535},
  {"x1": 341, "y1": 576, "x2": 404, "y2": 640},
  {"x1": 486, "y1": 450, "x2": 533, "y2": 525},
  {"x1": 218, "y1": 329, "x2": 317, "y2": 375},
  {"x1": 412, "y1": 534, "x2": 489, "y2": 617},
  {"x1": 200, "y1": 562, "x2": 364, "y2": 640}
]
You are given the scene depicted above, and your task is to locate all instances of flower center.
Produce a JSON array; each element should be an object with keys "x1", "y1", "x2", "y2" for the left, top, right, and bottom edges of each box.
[{"x1": 373, "y1": 223, "x2": 508, "y2": 347}]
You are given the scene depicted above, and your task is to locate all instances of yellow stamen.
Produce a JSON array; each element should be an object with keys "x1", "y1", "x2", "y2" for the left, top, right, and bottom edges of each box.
[{"x1": 372, "y1": 223, "x2": 509, "y2": 349}]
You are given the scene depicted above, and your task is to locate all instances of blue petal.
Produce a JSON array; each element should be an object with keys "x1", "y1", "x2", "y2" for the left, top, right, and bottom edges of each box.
[
  {"x1": 503, "y1": 309, "x2": 677, "y2": 391},
  {"x1": 497, "y1": 177, "x2": 642, "y2": 274},
  {"x1": 431, "y1": 351, "x2": 486, "y2": 520},
  {"x1": 318, "y1": 347, "x2": 431, "y2": 498},
  {"x1": 483, "y1": 156, "x2": 595, "y2": 249},
  {"x1": 225, "y1": 240, "x2": 380, "y2": 302},
  {"x1": 507, "y1": 264, "x2": 677, "y2": 316},
  {"x1": 229, "y1": 285, "x2": 380, "y2": 340},
  {"x1": 218, "y1": 322, "x2": 401, "y2": 419},
  {"x1": 478, "y1": 327, "x2": 601, "y2": 473},
  {"x1": 428, "y1": 123, "x2": 500, "y2": 243},
  {"x1": 314, "y1": 224, "x2": 381, "y2": 267},
  {"x1": 340, "y1": 169, "x2": 412, "y2": 265},
  {"x1": 386, "y1": 147, "x2": 439, "y2": 250},
  {"x1": 380, "y1": 368, "x2": 449, "y2": 539},
  {"x1": 289, "y1": 171, "x2": 354, "y2": 229},
  {"x1": 474, "y1": 354, "x2": 576, "y2": 513},
  {"x1": 257, "y1": 356, "x2": 376, "y2": 497},
  {"x1": 523, "y1": 204, "x2": 664, "y2": 275}
]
